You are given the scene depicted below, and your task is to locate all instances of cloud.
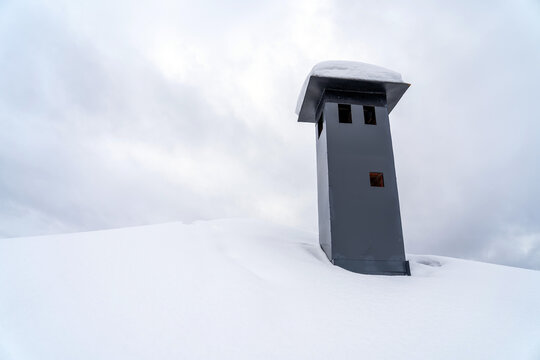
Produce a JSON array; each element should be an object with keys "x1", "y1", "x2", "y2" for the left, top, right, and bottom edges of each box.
[{"x1": 0, "y1": 0, "x2": 539, "y2": 269}]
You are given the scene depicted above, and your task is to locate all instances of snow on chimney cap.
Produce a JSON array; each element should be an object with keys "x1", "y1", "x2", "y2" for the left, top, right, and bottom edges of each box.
[{"x1": 296, "y1": 60, "x2": 410, "y2": 123}]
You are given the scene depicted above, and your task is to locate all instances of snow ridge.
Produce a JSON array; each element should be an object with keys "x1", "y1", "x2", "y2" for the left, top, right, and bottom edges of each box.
[{"x1": 1, "y1": 219, "x2": 539, "y2": 360}]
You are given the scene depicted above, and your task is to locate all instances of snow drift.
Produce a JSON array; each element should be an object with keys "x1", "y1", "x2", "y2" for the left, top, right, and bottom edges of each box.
[{"x1": 1, "y1": 219, "x2": 539, "y2": 359}]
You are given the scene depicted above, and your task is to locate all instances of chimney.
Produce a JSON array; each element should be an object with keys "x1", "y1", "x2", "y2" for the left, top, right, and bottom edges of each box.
[{"x1": 297, "y1": 61, "x2": 410, "y2": 275}]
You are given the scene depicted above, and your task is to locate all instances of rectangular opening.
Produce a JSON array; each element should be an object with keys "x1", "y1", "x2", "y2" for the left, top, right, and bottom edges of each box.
[
  {"x1": 364, "y1": 106, "x2": 376, "y2": 125},
  {"x1": 369, "y1": 172, "x2": 384, "y2": 187},
  {"x1": 317, "y1": 114, "x2": 323, "y2": 139},
  {"x1": 338, "y1": 104, "x2": 352, "y2": 123}
]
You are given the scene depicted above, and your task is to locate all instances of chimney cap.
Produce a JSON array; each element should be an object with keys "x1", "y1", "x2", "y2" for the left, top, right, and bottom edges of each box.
[{"x1": 296, "y1": 61, "x2": 410, "y2": 123}]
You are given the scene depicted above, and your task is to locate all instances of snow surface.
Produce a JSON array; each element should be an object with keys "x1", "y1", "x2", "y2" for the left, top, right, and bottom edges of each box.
[
  {"x1": 296, "y1": 60, "x2": 404, "y2": 114},
  {"x1": 1, "y1": 218, "x2": 539, "y2": 360}
]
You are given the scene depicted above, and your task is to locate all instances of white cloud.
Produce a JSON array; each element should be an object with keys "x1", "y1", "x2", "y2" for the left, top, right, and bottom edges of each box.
[{"x1": 1, "y1": 0, "x2": 539, "y2": 269}]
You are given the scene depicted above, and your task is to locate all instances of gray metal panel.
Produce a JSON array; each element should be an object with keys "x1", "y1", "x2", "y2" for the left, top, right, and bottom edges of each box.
[
  {"x1": 314, "y1": 90, "x2": 386, "y2": 122},
  {"x1": 333, "y1": 259, "x2": 410, "y2": 276},
  {"x1": 315, "y1": 117, "x2": 332, "y2": 259},
  {"x1": 298, "y1": 76, "x2": 410, "y2": 123},
  {"x1": 321, "y1": 100, "x2": 408, "y2": 275}
]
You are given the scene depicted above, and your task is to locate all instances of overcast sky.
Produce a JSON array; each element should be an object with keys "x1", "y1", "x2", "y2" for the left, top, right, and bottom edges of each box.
[{"x1": 1, "y1": 0, "x2": 539, "y2": 270}]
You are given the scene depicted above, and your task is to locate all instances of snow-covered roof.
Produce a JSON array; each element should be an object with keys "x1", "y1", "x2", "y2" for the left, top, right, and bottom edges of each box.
[
  {"x1": 1, "y1": 219, "x2": 539, "y2": 359},
  {"x1": 296, "y1": 60, "x2": 409, "y2": 122}
]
